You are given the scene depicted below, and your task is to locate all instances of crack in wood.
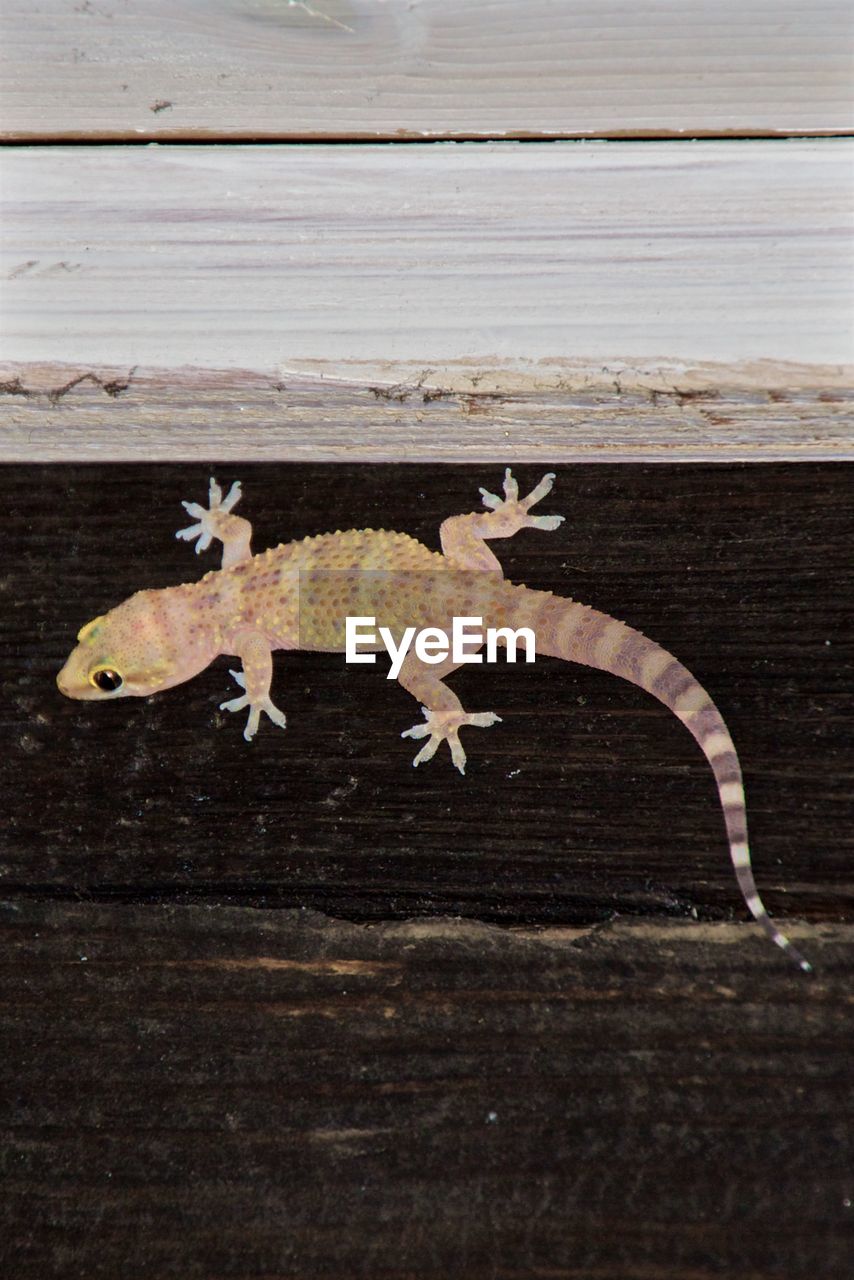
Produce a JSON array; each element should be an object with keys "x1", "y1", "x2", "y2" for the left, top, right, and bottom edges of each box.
[{"x1": 0, "y1": 367, "x2": 137, "y2": 403}]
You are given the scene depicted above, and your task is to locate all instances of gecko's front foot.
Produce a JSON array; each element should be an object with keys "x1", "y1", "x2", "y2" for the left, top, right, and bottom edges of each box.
[
  {"x1": 402, "y1": 705, "x2": 502, "y2": 775},
  {"x1": 176, "y1": 477, "x2": 243, "y2": 554},
  {"x1": 220, "y1": 670, "x2": 287, "y2": 742},
  {"x1": 479, "y1": 468, "x2": 565, "y2": 535}
]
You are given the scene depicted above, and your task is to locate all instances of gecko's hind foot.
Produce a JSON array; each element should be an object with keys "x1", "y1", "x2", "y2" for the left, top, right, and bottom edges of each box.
[
  {"x1": 219, "y1": 669, "x2": 287, "y2": 742},
  {"x1": 478, "y1": 468, "x2": 565, "y2": 534},
  {"x1": 176, "y1": 476, "x2": 243, "y2": 554},
  {"x1": 402, "y1": 705, "x2": 502, "y2": 775}
]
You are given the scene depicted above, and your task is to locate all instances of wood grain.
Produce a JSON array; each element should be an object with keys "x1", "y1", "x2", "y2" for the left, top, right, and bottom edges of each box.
[
  {"x1": 1, "y1": 902, "x2": 851, "y2": 1279},
  {"x1": 3, "y1": 142, "x2": 852, "y2": 383},
  {"x1": 3, "y1": 462, "x2": 851, "y2": 1276},
  {"x1": 2, "y1": 361, "x2": 852, "y2": 461},
  {"x1": 3, "y1": 463, "x2": 850, "y2": 926},
  {"x1": 1, "y1": 0, "x2": 852, "y2": 141}
]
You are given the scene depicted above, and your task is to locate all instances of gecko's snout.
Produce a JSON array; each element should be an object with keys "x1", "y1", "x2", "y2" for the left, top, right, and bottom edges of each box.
[
  {"x1": 56, "y1": 650, "x2": 99, "y2": 701},
  {"x1": 56, "y1": 660, "x2": 82, "y2": 699}
]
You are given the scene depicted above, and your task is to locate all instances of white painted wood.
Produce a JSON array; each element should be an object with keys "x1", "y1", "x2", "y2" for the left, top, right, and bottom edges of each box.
[
  {"x1": 3, "y1": 142, "x2": 852, "y2": 375},
  {"x1": 1, "y1": 0, "x2": 852, "y2": 141}
]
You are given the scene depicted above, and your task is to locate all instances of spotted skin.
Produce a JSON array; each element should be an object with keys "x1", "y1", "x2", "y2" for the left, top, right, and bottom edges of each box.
[{"x1": 56, "y1": 471, "x2": 810, "y2": 972}]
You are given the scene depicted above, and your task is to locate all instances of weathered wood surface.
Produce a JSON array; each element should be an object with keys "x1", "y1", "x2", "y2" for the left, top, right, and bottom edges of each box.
[
  {"x1": 2, "y1": 362, "x2": 853, "y2": 461},
  {"x1": 3, "y1": 463, "x2": 850, "y2": 926},
  {"x1": 2, "y1": 0, "x2": 852, "y2": 141},
  {"x1": 3, "y1": 143, "x2": 852, "y2": 380},
  {"x1": 1, "y1": 903, "x2": 851, "y2": 1279}
]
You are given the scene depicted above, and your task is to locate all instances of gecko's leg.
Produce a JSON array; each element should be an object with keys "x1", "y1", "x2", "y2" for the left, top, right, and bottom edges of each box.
[
  {"x1": 398, "y1": 648, "x2": 500, "y2": 775},
  {"x1": 219, "y1": 631, "x2": 286, "y2": 742},
  {"x1": 176, "y1": 477, "x2": 253, "y2": 570},
  {"x1": 440, "y1": 468, "x2": 564, "y2": 572}
]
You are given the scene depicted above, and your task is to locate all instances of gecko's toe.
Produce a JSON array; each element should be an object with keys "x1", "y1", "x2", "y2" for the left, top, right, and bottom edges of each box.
[
  {"x1": 410, "y1": 736, "x2": 442, "y2": 768},
  {"x1": 522, "y1": 472, "x2": 556, "y2": 509},
  {"x1": 175, "y1": 522, "x2": 204, "y2": 542},
  {"x1": 502, "y1": 468, "x2": 520, "y2": 501},
  {"x1": 220, "y1": 480, "x2": 242, "y2": 512},
  {"x1": 220, "y1": 694, "x2": 249, "y2": 714},
  {"x1": 402, "y1": 707, "x2": 501, "y2": 772},
  {"x1": 447, "y1": 732, "x2": 467, "y2": 774}
]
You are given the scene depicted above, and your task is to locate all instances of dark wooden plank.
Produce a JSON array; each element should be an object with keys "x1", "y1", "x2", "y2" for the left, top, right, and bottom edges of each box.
[
  {"x1": 1, "y1": 903, "x2": 851, "y2": 1279},
  {"x1": 1, "y1": 463, "x2": 850, "y2": 927}
]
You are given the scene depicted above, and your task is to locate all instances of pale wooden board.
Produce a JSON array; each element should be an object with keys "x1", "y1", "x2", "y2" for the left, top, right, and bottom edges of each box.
[
  {"x1": 3, "y1": 142, "x2": 852, "y2": 383},
  {"x1": 2, "y1": 363, "x2": 853, "y2": 460},
  {"x1": 1, "y1": 0, "x2": 852, "y2": 141}
]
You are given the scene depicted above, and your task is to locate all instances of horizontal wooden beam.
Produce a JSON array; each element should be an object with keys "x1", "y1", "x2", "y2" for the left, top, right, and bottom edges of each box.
[
  {"x1": 2, "y1": 142, "x2": 852, "y2": 458},
  {"x1": 2, "y1": 361, "x2": 852, "y2": 461},
  {"x1": 1, "y1": 0, "x2": 852, "y2": 141},
  {"x1": 1, "y1": 903, "x2": 851, "y2": 1277}
]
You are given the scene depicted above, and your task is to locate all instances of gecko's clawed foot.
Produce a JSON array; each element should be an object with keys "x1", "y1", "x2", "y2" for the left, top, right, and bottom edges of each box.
[
  {"x1": 479, "y1": 468, "x2": 565, "y2": 534},
  {"x1": 219, "y1": 669, "x2": 287, "y2": 742},
  {"x1": 176, "y1": 476, "x2": 243, "y2": 554},
  {"x1": 402, "y1": 705, "x2": 502, "y2": 775}
]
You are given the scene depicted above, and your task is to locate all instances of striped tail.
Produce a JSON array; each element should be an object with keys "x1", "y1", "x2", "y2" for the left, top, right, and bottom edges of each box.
[{"x1": 532, "y1": 593, "x2": 811, "y2": 972}]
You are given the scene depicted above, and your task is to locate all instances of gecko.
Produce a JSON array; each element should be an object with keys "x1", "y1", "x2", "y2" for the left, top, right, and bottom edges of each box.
[{"x1": 56, "y1": 470, "x2": 810, "y2": 972}]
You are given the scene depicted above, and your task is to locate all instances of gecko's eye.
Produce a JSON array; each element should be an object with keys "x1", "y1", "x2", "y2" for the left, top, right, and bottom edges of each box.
[{"x1": 90, "y1": 668, "x2": 123, "y2": 693}]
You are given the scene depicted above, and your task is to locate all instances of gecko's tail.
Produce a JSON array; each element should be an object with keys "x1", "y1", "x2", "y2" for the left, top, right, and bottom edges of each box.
[{"x1": 532, "y1": 593, "x2": 811, "y2": 972}]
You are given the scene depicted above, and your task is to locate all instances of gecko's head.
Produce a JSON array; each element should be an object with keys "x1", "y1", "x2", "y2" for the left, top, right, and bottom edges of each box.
[{"x1": 57, "y1": 588, "x2": 210, "y2": 701}]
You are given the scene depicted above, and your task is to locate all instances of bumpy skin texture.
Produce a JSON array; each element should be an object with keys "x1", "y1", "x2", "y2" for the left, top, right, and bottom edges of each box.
[{"x1": 56, "y1": 472, "x2": 810, "y2": 971}]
